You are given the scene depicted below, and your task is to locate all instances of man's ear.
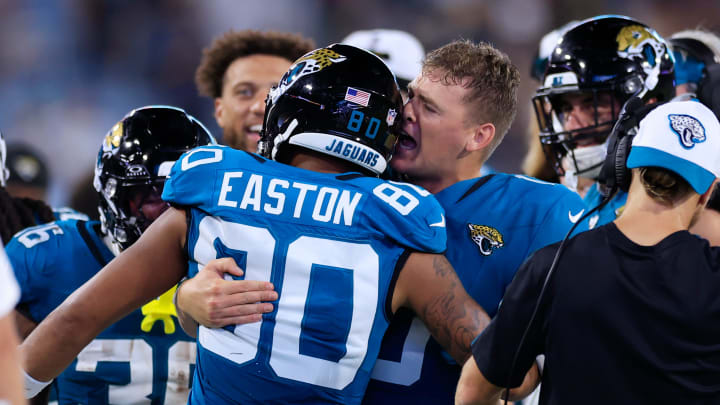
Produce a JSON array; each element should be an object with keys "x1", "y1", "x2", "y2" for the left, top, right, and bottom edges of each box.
[
  {"x1": 467, "y1": 122, "x2": 495, "y2": 152},
  {"x1": 214, "y1": 98, "x2": 225, "y2": 126}
]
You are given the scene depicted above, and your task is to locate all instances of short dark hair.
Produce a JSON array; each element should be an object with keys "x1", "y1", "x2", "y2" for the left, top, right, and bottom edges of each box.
[
  {"x1": 195, "y1": 30, "x2": 316, "y2": 98},
  {"x1": 637, "y1": 167, "x2": 694, "y2": 206},
  {"x1": 422, "y1": 40, "x2": 520, "y2": 155}
]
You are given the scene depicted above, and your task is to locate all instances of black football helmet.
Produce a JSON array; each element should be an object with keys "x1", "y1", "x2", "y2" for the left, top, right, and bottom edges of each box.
[
  {"x1": 258, "y1": 43, "x2": 403, "y2": 175},
  {"x1": 533, "y1": 15, "x2": 675, "y2": 178},
  {"x1": 93, "y1": 106, "x2": 215, "y2": 249}
]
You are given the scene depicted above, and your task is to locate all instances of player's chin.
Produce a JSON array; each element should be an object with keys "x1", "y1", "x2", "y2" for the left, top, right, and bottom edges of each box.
[
  {"x1": 245, "y1": 133, "x2": 261, "y2": 152},
  {"x1": 389, "y1": 153, "x2": 417, "y2": 174},
  {"x1": 223, "y1": 130, "x2": 246, "y2": 150}
]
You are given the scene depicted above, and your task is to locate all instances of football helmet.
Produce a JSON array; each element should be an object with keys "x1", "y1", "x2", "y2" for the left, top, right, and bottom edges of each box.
[
  {"x1": 93, "y1": 106, "x2": 215, "y2": 249},
  {"x1": 670, "y1": 31, "x2": 720, "y2": 118},
  {"x1": 258, "y1": 44, "x2": 403, "y2": 175},
  {"x1": 0, "y1": 131, "x2": 8, "y2": 187},
  {"x1": 533, "y1": 15, "x2": 675, "y2": 178}
]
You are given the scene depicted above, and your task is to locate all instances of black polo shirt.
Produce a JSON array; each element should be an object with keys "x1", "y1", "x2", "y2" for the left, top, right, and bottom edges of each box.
[{"x1": 472, "y1": 222, "x2": 720, "y2": 404}]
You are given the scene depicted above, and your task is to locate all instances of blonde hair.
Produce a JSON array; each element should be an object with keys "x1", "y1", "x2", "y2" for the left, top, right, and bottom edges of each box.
[{"x1": 423, "y1": 40, "x2": 520, "y2": 157}]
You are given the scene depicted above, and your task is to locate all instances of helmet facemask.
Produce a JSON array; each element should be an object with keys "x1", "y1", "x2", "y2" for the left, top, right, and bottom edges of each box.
[
  {"x1": 534, "y1": 16, "x2": 676, "y2": 181},
  {"x1": 533, "y1": 86, "x2": 626, "y2": 178}
]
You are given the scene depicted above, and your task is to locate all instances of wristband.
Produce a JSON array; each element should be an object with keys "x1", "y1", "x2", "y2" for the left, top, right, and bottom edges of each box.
[
  {"x1": 23, "y1": 370, "x2": 52, "y2": 398},
  {"x1": 173, "y1": 277, "x2": 188, "y2": 310}
]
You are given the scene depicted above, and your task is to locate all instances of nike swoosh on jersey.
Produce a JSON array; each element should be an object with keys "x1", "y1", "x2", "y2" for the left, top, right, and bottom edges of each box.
[
  {"x1": 429, "y1": 214, "x2": 445, "y2": 227},
  {"x1": 568, "y1": 209, "x2": 584, "y2": 223}
]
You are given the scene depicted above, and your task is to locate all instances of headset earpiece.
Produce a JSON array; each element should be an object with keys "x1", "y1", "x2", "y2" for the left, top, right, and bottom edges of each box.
[
  {"x1": 598, "y1": 96, "x2": 644, "y2": 196},
  {"x1": 615, "y1": 133, "x2": 633, "y2": 192}
]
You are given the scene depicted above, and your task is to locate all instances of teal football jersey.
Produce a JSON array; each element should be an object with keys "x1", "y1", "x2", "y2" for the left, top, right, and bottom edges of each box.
[
  {"x1": 6, "y1": 220, "x2": 195, "y2": 404},
  {"x1": 583, "y1": 183, "x2": 628, "y2": 229},
  {"x1": 162, "y1": 145, "x2": 446, "y2": 404},
  {"x1": 364, "y1": 174, "x2": 588, "y2": 404}
]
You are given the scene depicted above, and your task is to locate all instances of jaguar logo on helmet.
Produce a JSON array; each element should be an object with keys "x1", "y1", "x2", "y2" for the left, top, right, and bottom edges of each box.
[
  {"x1": 103, "y1": 121, "x2": 123, "y2": 152},
  {"x1": 269, "y1": 48, "x2": 348, "y2": 103},
  {"x1": 616, "y1": 25, "x2": 667, "y2": 92},
  {"x1": 669, "y1": 114, "x2": 706, "y2": 149},
  {"x1": 468, "y1": 224, "x2": 504, "y2": 256}
]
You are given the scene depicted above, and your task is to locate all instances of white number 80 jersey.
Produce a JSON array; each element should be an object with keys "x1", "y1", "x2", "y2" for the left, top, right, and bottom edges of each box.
[{"x1": 163, "y1": 146, "x2": 446, "y2": 404}]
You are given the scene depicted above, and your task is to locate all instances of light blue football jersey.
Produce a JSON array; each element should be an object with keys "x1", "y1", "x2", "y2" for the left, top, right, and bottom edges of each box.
[
  {"x1": 162, "y1": 145, "x2": 446, "y2": 404},
  {"x1": 6, "y1": 219, "x2": 195, "y2": 404},
  {"x1": 363, "y1": 173, "x2": 588, "y2": 404}
]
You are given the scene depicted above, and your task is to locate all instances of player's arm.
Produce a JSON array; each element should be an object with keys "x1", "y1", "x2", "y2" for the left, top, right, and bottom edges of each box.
[
  {"x1": 175, "y1": 258, "x2": 277, "y2": 337},
  {"x1": 20, "y1": 207, "x2": 188, "y2": 384},
  {"x1": 392, "y1": 252, "x2": 538, "y2": 402},
  {"x1": 391, "y1": 252, "x2": 489, "y2": 363},
  {"x1": 0, "y1": 312, "x2": 25, "y2": 405},
  {"x1": 456, "y1": 356, "x2": 541, "y2": 405}
]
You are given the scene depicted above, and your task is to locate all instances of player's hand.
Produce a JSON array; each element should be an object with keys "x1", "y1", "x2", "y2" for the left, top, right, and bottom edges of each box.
[{"x1": 176, "y1": 257, "x2": 277, "y2": 328}]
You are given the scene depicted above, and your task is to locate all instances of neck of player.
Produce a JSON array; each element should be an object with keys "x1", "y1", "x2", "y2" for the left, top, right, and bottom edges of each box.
[
  {"x1": 614, "y1": 175, "x2": 707, "y2": 246},
  {"x1": 408, "y1": 164, "x2": 482, "y2": 194}
]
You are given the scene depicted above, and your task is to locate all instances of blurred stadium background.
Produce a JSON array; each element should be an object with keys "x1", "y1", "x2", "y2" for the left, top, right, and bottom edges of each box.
[{"x1": 1, "y1": 0, "x2": 718, "y2": 206}]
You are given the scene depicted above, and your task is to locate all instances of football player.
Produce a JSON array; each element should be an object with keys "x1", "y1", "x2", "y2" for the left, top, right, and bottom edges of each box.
[
  {"x1": 175, "y1": 40, "x2": 587, "y2": 404},
  {"x1": 195, "y1": 30, "x2": 315, "y2": 152},
  {"x1": 363, "y1": 40, "x2": 586, "y2": 404},
  {"x1": 7, "y1": 106, "x2": 214, "y2": 404},
  {"x1": 20, "y1": 45, "x2": 490, "y2": 404},
  {"x1": 533, "y1": 16, "x2": 675, "y2": 228}
]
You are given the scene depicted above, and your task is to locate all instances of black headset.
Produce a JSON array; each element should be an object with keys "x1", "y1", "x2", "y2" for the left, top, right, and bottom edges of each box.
[
  {"x1": 670, "y1": 37, "x2": 720, "y2": 118},
  {"x1": 597, "y1": 97, "x2": 662, "y2": 195}
]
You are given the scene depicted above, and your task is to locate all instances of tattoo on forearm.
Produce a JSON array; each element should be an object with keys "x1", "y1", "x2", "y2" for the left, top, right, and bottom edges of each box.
[{"x1": 422, "y1": 256, "x2": 490, "y2": 362}]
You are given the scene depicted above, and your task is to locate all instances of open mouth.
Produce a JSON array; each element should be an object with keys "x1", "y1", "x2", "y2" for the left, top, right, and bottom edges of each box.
[
  {"x1": 397, "y1": 131, "x2": 418, "y2": 150},
  {"x1": 246, "y1": 124, "x2": 263, "y2": 139}
]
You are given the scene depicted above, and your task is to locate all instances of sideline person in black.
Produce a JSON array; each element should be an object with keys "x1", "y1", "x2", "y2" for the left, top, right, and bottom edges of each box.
[{"x1": 455, "y1": 99, "x2": 720, "y2": 404}]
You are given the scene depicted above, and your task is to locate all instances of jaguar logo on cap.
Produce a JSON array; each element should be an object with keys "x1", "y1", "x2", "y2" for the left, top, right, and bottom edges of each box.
[{"x1": 668, "y1": 114, "x2": 706, "y2": 149}]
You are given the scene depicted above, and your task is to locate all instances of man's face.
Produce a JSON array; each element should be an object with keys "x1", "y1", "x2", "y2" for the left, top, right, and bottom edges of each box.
[
  {"x1": 390, "y1": 70, "x2": 475, "y2": 180},
  {"x1": 554, "y1": 91, "x2": 620, "y2": 146},
  {"x1": 214, "y1": 54, "x2": 292, "y2": 152}
]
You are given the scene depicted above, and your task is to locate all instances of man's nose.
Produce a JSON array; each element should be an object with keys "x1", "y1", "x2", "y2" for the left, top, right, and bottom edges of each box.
[
  {"x1": 250, "y1": 93, "x2": 266, "y2": 115},
  {"x1": 563, "y1": 105, "x2": 591, "y2": 131}
]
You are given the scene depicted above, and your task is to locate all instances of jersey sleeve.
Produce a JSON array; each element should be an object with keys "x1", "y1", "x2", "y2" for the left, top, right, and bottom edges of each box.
[
  {"x1": 162, "y1": 145, "x2": 231, "y2": 208},
  {"x1": 367, "y1": 180, "x2": 447, "y2": 253},
  {"x1": 4, "y1": 225, "x2": 56, "y2": 320},
  {"x1": 0, "y1": 244, "x2": 20, "y2": 316}
]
